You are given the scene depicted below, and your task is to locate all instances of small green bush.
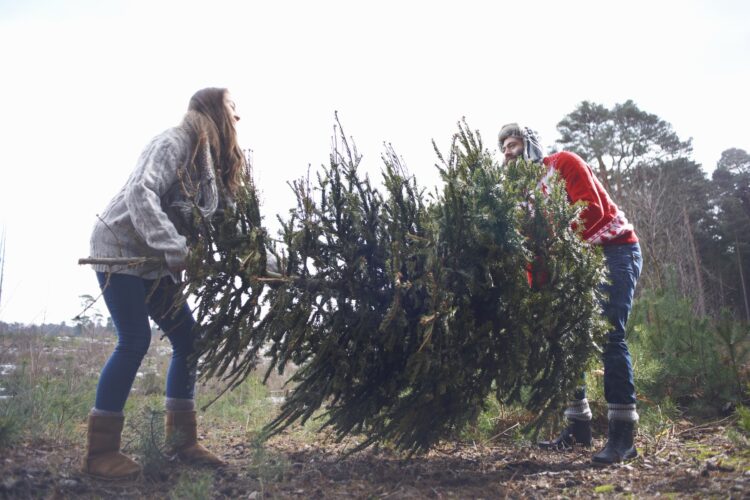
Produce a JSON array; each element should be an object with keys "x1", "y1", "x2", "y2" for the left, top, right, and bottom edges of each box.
[
  {"x1": 0, "y1": 359, "x2": 96, "y2": 446},
  {"x1": 627, "y1": 286, "x2": 744, "y2": 413},
  {"x1": 126, "y1": 404, "x2": 168, "y2": 477},
  {"x1": 170, "y1": 470, "x2": 213, "y2": 500},
  {"x1": 736, "y1": 404, "x2": 750, "y2": 434},
  {"x1": 0, "y1": 411, "x2": 22, "y2": 448}
]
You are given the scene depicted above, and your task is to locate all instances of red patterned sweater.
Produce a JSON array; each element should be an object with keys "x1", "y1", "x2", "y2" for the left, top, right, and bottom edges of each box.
[{"x1": 542, "y1": 151, "x2": 638, "y2": 245}]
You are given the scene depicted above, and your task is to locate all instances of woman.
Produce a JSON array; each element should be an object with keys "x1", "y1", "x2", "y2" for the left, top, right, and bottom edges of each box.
[{"x1": 82, "y1": 88, "x2": 244, "y2": 479}]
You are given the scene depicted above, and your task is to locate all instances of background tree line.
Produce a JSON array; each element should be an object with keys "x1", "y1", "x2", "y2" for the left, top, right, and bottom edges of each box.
[
  {"x1": 557, "y1": 99, "x2": 750, "y2": 321},
  {"x1": 557, "y1": 100, "x2": 750, "y2": 412}
]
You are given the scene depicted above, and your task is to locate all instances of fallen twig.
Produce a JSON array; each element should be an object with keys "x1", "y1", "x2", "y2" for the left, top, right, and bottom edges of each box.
[
  {"x1": 675, "y1": 415, "x2": 737, "y2": 436},
  {"x1": 482, "y1": 422, "x2": 520, "y2": 445}
]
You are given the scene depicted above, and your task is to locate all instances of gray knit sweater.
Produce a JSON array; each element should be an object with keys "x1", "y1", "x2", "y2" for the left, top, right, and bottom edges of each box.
[{"x1": 89, "y1": 126, "x2": 218, "y2": 279}]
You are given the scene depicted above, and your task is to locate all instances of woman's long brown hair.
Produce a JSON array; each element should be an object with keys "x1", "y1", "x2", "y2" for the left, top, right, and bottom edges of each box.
[{"x1": 181, "y1": 87, "x2": 245, "y2": 197}]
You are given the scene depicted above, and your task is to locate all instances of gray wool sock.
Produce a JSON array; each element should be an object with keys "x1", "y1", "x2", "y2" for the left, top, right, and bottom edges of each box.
[
  {"x1": 608, "y1": 403, "x2": 639, "y2": 422},
  {"x1": 563, "y1": 398, "x2": 592, "y2": 421},
  {"x1": 90, "y1": 407, "x2": 124, "y2": 417},
  {"x1": 165, "y1": 397, "x2": 195, "y2": 412}
]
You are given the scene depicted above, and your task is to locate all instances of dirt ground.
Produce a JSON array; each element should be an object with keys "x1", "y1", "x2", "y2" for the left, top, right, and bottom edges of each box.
[{"x1": 1, "y1": 418, "x2": 749, "y2": 499}]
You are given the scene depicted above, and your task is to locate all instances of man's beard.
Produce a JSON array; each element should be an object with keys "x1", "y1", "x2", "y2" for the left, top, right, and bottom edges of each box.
[{"x1": 503, "y1": 155, "x2": 519, "y2": 166}]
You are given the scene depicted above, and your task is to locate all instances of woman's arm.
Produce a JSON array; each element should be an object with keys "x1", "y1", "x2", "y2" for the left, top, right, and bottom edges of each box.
[{"x1": 125, "y1": 134, "x2": 190, "y2": 272}]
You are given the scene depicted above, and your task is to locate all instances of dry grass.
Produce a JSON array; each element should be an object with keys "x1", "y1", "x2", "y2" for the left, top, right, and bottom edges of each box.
[{"x1": 0, "y1": 328, "x2": 295, "y2": 451}]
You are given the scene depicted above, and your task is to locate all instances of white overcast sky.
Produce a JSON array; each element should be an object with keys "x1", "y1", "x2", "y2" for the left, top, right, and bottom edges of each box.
[{"x1": 0, "y1": 0, "x2": 748, "y2": 325}]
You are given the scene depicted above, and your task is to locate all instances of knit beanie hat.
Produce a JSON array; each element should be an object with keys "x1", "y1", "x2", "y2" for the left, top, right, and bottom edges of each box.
[
  {"x1": 498, "y1": 123, "x2": 545, "y2": 163},
  {"x1": 498, "y1": 123, "x2": 524, "y2": 145}
]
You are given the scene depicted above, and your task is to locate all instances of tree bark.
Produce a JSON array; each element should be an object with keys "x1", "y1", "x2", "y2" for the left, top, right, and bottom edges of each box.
[
  {"x1": 683, "y1": 206, "x2": 706, "y2": 316},
  {"x1": 736, "y1": 235, "x2": 750, "y2": 323}
]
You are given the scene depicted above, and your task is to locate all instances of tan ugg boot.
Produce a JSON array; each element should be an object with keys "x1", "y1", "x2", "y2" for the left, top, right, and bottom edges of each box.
[
  {"x1": 81, "y1": 414, "x2": 141, "y2": 480},
  {"x1": 166, "y1": 410, "x2": 225, "y2": 466}
]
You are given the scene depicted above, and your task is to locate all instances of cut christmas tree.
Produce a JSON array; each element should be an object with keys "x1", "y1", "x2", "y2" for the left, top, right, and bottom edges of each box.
[{"x1": 182, "y1": 118, "x2": 609, "y2": 454}]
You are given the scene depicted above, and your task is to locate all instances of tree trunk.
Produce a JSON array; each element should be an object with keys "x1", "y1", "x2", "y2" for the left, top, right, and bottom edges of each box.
[
  {"x1": 683, "y1": 206, "x2": 706, "y2": 317},
  {"x1": 596, "y1": 155, "x2": 611, "y2": 193},
  {"x1": 736, "y1": 234, "x2": 750, "y2": 323}
]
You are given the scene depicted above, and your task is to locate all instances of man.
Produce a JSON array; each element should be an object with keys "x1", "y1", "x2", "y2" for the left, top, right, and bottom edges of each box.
[{"x1": 499, "y1": 123, "x2": 643, "y2": 464}]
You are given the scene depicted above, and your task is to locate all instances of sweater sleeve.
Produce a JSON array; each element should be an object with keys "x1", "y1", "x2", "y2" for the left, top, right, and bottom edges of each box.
[
  {"x1": 550, "y1": 152, "x2": 605, "y2": 240},
  {"x1": 124, "y1": 136, "x2": 189, "y2": 271}
]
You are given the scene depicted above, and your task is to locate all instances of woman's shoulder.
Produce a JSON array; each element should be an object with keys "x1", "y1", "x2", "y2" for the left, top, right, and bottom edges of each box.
[
  {"x1": 139, "y1": 126, "x2": 192, "y2": 165},
  {"x1": 149, "y1": 126, "x2": 191, "y2": 151}
]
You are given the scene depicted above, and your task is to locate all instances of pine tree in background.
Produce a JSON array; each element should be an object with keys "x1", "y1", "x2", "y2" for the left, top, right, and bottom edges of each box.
[{"x1": 182, "y1": 119, "x2": 609, "y2": 454}]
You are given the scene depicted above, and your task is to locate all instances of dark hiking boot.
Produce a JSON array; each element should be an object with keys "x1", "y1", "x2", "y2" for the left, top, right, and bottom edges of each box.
[
  {"x1": 592, "y1": 420, "x2": 637, "y2": 464},
  {"x1": 538, "y1": 419, "x2": 592, "y2": 450}
]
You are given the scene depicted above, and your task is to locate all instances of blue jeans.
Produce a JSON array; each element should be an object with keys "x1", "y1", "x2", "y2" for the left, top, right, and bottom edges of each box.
[
  {"x1": 577, "y1": 242, "x2": 642, "y2": 405},
  {"x1": 94, "y1": 272, "x2": 197, "y2": 412}
]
